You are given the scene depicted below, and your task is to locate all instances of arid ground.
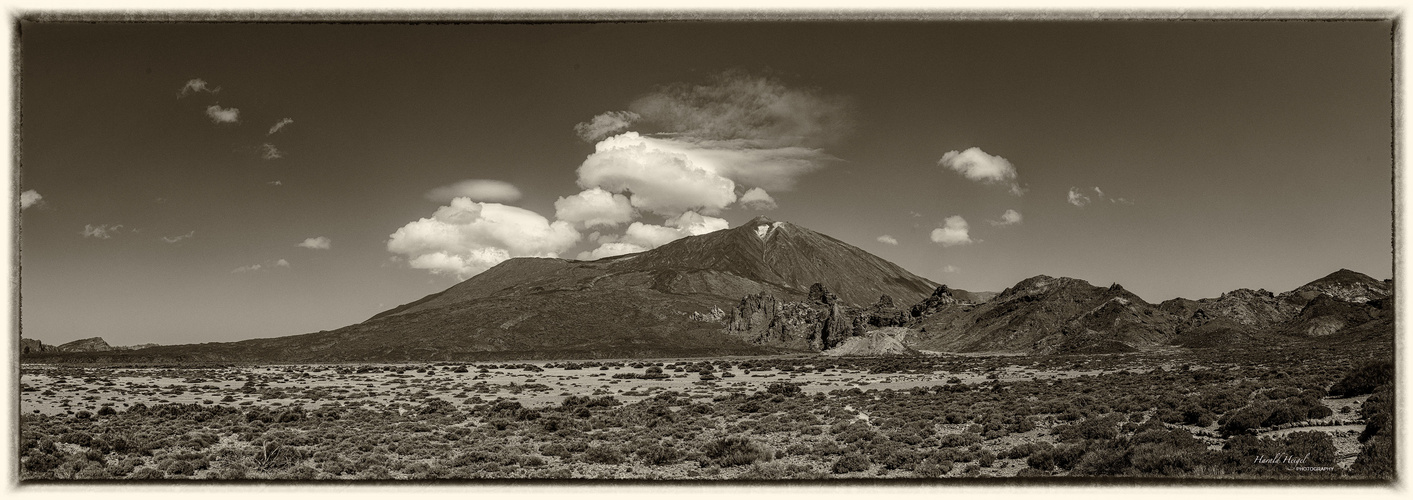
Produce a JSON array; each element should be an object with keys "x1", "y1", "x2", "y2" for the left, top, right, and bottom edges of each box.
[{"x1": 18, "y1": 343, "x2": 1392, "y2": 481}]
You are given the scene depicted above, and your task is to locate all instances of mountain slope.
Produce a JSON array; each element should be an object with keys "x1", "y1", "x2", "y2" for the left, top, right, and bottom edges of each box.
[{"x1": 36, "y1": 217, "x2": 941, "y2": 362}]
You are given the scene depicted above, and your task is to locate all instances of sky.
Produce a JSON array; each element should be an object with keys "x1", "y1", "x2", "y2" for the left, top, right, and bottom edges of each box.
[{"x1": 15, "y1": 21, "x2": 1394, "y2": 347}]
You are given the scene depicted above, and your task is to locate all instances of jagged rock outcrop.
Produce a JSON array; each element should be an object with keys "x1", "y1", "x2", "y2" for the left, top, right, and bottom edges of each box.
[
  {"x1": 57, "y1": 337, "x2": 114, "y2": 352},
  {"x1": 910, "y1": 285, "x2": 964, "y2": 318},
  {"x1": 861, "y1": 295, "x2": 909, "y2": 329},
  {"x1": 21, "y1": 338, "x2": 55, "y2": 354},
  {"x1": 727, "y1": 283, "x2": 854, "y2": 351}
]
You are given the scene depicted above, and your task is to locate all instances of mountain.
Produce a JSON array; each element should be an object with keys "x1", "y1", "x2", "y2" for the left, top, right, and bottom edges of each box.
[
  {"x1": 903, "y1": 269, "x2": 1392, "y2": 355},
  {"x1": 31, "y1": 217, "x2": 943, "y2": 363},
  {"x1": 908, "y1": 277, "x2": 1180, "y2": 354},
  {"x1": 57, "y1": 337, "x2": 114, "y2": 352},
  {"x1": 21, "y1": 214, "x2": 1388, "y2": 362}
]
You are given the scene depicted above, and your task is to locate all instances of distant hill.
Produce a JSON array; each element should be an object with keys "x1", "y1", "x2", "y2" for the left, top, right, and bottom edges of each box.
[
  {"x1": 905, "y1": 269, "x2": 1392, "y2": 355},
  {"x1": 22, "y1": 216, "x2": 1389, "y2": 362}
]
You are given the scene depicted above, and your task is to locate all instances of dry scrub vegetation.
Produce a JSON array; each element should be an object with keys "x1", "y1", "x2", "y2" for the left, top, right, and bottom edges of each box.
[{"x1": 18, "y1": 344, "x2": 1392, "y2": 481}]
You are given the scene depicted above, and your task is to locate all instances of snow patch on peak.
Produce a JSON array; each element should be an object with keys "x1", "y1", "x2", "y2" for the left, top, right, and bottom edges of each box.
[{"x1": 755, "y1": 225, "x2": 770, "y2": 239}]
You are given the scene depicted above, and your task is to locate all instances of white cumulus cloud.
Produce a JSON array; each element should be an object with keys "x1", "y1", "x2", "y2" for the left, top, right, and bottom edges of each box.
[
  {"x1": 19, "y1": 190, "x2": 42, "y2": 209},
  {"x1": 574, "y1": 110, "x2": 640, "y2": 143},
  {"x1": 387, "y1": 199, "x2": 580, "y2": 279},
  {"x1": 205, "y1": 105, "x2": 239, "y2": 124},
  {"x1": 876, "y1": 235, "x2": 899, "y2": 245},
  {"x1": 424, "y1": 179, "x2": 523, "y2": 204},
  {"x1": 939, "y1": 147, "x2": 1022, "y2": 195},
  {"x1": 297, "y1": 236, "x2": 331, "y2": 250},
  {"x1": 739, "y1": 187, "x2": 778, "y2": 211},
  {"x1": 577, "y1": 133, "x2": 738, "y2": 217},
  {"x1": 576, "y1": 211, "x2": 728, "y2": 261},
  {"x1": 554, "y1": 188, "x2": 635, "y2": 228},
  {"x1": 1068, "y1": 187, "x2": 1092, "y2": 207},
  {"x1": 930, "y1": 216, "x2": 972, "y2": 247},
  {"x1": 991, "y1": 209, "x2": 1023, "y2": 226}
]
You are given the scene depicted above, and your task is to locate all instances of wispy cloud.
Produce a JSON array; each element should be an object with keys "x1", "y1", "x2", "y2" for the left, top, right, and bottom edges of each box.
[
  {"x1": 942, "y1": 265, "x2": 959, "y2": 273},
  {"x1": 1067, "y1": 187, "x2": 1092, "y2": 207},
  {"x1": 81, "y1": 224, "x2": 123, "y2": 239},
  {"x1": 1070, "y1": 186, "x2": 1133, "y2": 207},
  {"x1": 876, "y1": 235, "x2": 899, "y2": 245},
  {"x1": 268, "y1": 180, "x2": 283, "y2": 186},
  {"x1": 177, "y1": 78, "x2": 219, "y2": 98},
  {"x1": 268, "y1": 118, "x2": 294, "y2": 135},
  {"x1": 161, "y1": 231, "x2": 195, "y2": 243},
  {"x1": 574, "y1": 111, "x2": 640, "y2": 143},
  {"x1": 205, "y1": 104, "x2": 239, "y2": 124},
  {"x1": 297, "y1": 236, "x2": 331, "y2": 250},
  {"x1": 930, "y1": 216, "x2": 972, "y2": 247},
  {"x1": 991, "y1": 209, "x2": 1022, "y2": 226},
  {"x1": 424, "y1": 180, "x2": 523, "y2": 204},
  {"x1": 232, "y1": 258, "x2": 290, "y2": 274},
  {"x1": 259, "y1": 143, "x2": 283, "y2": 160},
  {"x1": 19, "y1": 190, "x2": 42, "y2": 210}
]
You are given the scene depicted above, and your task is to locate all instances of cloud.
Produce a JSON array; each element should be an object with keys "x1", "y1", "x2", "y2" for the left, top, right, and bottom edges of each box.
[
  {"x1": 424, "y1": 179, "x2": 523, "y2": 204},
  {"x1": 876, "y1": 235, "x2": 899, "y2": 245},
  {"x1": 268, "y1": 181, "x2": 283, "y2": 186},
  {"x1": 387, "y1": 199, "x2": 581, "y2": 279},
  {"x1": 1093, "y1": 186, "x2": 1104, "y2": 197},
  {"x1": 942, "y1": 265, "x2": 959, "y2": 273},
  {"x1": 991, "y1": 209, "x2": 1022, "y2": 226},
  {"x1": 1068, "y1": 187, "x2": 1092, "y2": 207},
  {"x1": 574, "y1": 111, "x2": 640, "y2": 143},
  {"x1": 738, "y1": 187, "x2": 778, "y2": 211},
  {"x1": 577, "y1": 133, "x2": 738, "y2": 217},
  {"x1": 576, "y1": 211, "x2": 728, "y2": 261},
  {"x1": 1111, "y1": 197, "x2": 1134, "y2": 205},
  {"x1": 268, "y1": 118, "x2": 294, "y2": 135},
  {"x1": 81, "y1": 224, "x2": 122, "y2": 239},
  {"x1": 178, "y1": 78, "x2": 219, "y2": 98},
  {"x1": 19, "y1": 190, "x2": 42, "y2": 209},
  {"x1": 297, "y1": 236, "x2": 331, "y2": 250},
  {"x1": 628, "y1": 69, "x2": 852, "y2": 149},
  {"x1": 231, "y1": 264, "x2": 262, "y2": 273},
  {"x1": 930, "y1": 216, "x2": 972, "y2": 247},
  {"x1": 554, "y1": 188, "x2": 635, "y2": 228},
  {"x1": 205, "y1": 105, "x2": 239, "y2": 124},
  {"x1": 259, "y1": 143, "x2": 283, "y2": 160},
  {"x1": 161, "y1": 231, "x2": 195, "y2": 243},
  {"x1": 939, "y1": 147, "x2": 1022, "y2": 195},
  {"x1": 569, "y1": 71, "x2": 848, "y2": 220},
  {"x1": 232, "y1": 259, "x2": 289, "y2": 273},
  {"x1": 576, "y1": 242, "x2": 647, "y2": 260},
  {"x1": 664, "y1": 211, "x2": 729, "y2": 236}
]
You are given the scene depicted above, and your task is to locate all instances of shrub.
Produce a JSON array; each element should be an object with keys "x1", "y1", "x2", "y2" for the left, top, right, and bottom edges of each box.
[
  {"x1": 831, "y1": 452, "x2": 871, "y2": 474},
  {"x1": 636, "y1": 444, "x2": 681, "y2": 465},
  {"x1": 583, "y1": 445, "x2": 624, "y2": 465},
  {"x1": 701, "y1": 437, "x2": 772, "y2": 467},
  {"x1": 1328, "y1": 361, "x2": 1393, "y2": 398}
]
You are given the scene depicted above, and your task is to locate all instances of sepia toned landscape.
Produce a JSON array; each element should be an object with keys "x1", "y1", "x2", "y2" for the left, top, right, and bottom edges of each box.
[{"x1": 13, "y1": 18, "x2": 1396, "y2": 485}]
